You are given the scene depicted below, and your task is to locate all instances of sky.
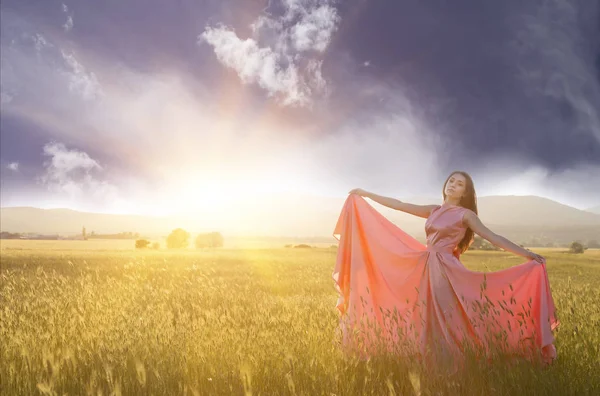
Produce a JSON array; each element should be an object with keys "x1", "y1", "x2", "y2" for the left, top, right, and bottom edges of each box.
[{"x1": 1, "y1": 0, "x2": 599, "y2": 217}]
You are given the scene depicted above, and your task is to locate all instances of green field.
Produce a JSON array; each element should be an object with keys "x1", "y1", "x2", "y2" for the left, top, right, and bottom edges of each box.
[{"x1": 1, "y1": 241, "x2": 599, "y2": 395}]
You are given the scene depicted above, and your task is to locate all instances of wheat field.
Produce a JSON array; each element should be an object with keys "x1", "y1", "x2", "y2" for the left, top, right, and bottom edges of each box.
[{"x1": 1, "y1": 241, "x2": 599, "y2": 395}]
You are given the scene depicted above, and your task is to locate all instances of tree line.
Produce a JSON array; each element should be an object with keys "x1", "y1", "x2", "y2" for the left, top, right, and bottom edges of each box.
[{"x1": 135, "y1": 229, "x2": 224, "y2": 249}]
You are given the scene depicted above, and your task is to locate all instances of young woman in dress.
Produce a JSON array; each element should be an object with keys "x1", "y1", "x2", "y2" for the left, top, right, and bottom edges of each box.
[{"x1": 334, "y1": 171, "x2": 559, "y2": 367}]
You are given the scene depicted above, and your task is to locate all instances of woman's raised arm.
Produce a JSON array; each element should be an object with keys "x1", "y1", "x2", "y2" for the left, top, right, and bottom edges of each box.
[{"x1": 349, "y1": 188, "x2": 438, "y2": 218}]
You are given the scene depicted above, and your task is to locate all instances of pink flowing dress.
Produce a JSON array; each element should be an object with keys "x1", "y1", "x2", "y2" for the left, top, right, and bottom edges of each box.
[{"x1": 332, "y1": 194, "x2": 559, "y2": 366}]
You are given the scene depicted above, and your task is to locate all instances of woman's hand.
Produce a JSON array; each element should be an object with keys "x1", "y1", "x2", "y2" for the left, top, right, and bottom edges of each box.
[
  {"x1": 525, "y1": 250, "x2": 545, "y2": 264},
  {"x1": 348, "y1": 188, "x2": 368, "y2": 196}
]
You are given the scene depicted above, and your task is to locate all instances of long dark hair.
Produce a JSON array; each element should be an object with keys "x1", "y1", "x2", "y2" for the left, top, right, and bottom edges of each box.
[{"x1": 442, "y1": 171, "x2": 478, "y2": 257}]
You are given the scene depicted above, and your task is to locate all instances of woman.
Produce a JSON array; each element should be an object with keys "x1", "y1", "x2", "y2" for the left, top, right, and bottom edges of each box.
[{"x1": 333, "y1": 171, "x2": 559, "y2": 368}]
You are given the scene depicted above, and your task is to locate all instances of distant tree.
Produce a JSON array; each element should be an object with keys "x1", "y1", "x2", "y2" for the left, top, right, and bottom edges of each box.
[
  {"x1": 0, "y1": 232, "x2": 21, "y2": 239},
  {"x1": 135, "y1": 239, "x2": 151, "y2": 249},
  {"x1": 469, "y1": 236, "x2": 499, "y2": 251},
  {"x1": 470, "y1": 236, "x2": 485, "y2": 250},
  {"x1": 294, "y1": 244, "x2": 311, "y2": 249},
  {"x1": 82, "y1": 226, "x2": 87, "y2": 240},
  {"x1": 195, "y1": 232, "x2": 224, "y2": 248},
  {"x1": 587, "y1": 240, "x2": 600, "y2": 249},
  {"x1": 151, "y1": 242, "x2": 160, "y2": 250},
  {"x1": 167, "y1": 228, "x2": 190, "y2": 249},
  {"x1": 569, "y1": 241, "x2": 585, "y2": 254},
  {"x1": 545, "y1": 242, "x2": 555, "y2": 248},
  {"x1": 284, "y1": 244, "x2": 293, "y2": 248}
]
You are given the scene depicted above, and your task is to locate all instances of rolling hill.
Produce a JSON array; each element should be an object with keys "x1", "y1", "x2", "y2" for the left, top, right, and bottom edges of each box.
[
  {"x1": 1, "y1": 195, "x2": 599, "y2": 245},
  {"x1": 0, "y1": 207, "x2": 176, "y2": 237},
  {"x1": 586, "y1": 205, "x2": 600, "y2": 215}
]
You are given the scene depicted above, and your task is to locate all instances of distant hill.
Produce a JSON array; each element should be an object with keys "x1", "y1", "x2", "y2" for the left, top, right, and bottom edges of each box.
[
  {"x1": 476, "y1": 196, "x2": 600, "y2": 227},
  {"x1": 0, "y1": 207, "x2": 176, "y2": 236},
  {"x1": 586, "y1": 205, "x2": 600, "y2": 215},
  {"x1": 1, "y1": 195, "x2": 599, "y2": 245}
]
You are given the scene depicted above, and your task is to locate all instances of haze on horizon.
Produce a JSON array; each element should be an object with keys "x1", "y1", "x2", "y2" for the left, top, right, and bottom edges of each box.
[{"x1": 1, "y1": 0, "x2": 599, "y2": 222}]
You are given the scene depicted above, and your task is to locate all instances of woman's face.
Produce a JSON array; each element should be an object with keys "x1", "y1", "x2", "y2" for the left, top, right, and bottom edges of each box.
[{"x1": 444, "y1": 173, "x2": 467, "y2": 200}]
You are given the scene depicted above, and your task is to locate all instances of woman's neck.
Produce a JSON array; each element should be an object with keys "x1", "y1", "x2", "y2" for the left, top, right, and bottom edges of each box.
[{"x1": 443, "y1": 199, "x2": 461, "y2": 207}]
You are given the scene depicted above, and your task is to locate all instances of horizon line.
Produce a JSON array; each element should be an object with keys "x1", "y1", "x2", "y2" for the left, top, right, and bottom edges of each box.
[{"x1": 0, "y1": 193, "x2": 598, "y2": 214}]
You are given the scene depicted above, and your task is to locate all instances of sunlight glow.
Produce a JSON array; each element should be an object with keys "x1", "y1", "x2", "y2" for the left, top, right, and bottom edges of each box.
[{"x1": 161, "y1": 169, "x2": 307, "y2": 217}]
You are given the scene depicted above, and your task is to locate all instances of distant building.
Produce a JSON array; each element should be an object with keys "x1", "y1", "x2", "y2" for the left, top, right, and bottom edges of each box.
[
  {"x1": 28, "y1": 234, "x2": 60, "y2": 240},
  {"x1": 1, "y1": 232, "x2": 60, "y2": 240},
  {"x1": 0, "y1": 232, "x2": 22, "y2": 239}
]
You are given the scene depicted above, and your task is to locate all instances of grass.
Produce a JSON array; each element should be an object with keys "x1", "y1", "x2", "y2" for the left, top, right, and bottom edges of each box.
[{"x1": 1, "y1": 241, "x2": 599, "y2": 395}]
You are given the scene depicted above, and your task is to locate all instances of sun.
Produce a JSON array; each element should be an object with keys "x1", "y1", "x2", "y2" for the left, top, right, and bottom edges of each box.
[{"x1": 161, "y1": 171, "x2": 297, "y2": 217}]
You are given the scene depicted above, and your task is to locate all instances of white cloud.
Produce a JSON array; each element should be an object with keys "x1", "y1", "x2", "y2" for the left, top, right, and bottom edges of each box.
[
  {"x1": 41, "y1": 141, "x2": 102, "y2": 179},
  {"x1": 62, "y1": 4, "x2": 74, "y2": 32},
  {"x1": 200, "y1": 0, "x2": 340, "y2": 107},
  {"x1": 1, "y1": 26, "x2": 102, "y2": 103},
  {"x1": 61, "y1": 51, "x2": 103, "y2": 100},
  {"x1": 287, "y1": 1, "x2": 339, "y2": 52},
  {"x1": 38, "y1": 141, "x2": 120, "y2": 206},
  {"x1": 1, "y1": 91, "x2": 13, "y2": 104},
  {"x1": 64, "y1": 16, "x2": 74, "y2": 32},
  {"x1": 7, "y1": 162, "x2": 19, "y2": 172},
  {"x1": 33, "y1": 34, "x2": 50, "y2": 51},
  {"x1": 201, "y1": 26, "x2": 307, "y2": 106}
]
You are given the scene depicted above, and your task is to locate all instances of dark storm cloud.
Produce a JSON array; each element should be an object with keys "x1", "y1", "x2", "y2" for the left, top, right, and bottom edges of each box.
[{"x1": 328, "y1": 0, "x2": 600, "y2": 171}]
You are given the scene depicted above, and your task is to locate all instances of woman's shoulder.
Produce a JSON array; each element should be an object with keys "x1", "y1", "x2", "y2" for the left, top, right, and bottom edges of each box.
[
  {"x1": 460, "y1": 206, "x2": 477, "y2": 216},
  {"x1": 459, "y1": 207, "x2": 478, "y2": 225},
  {"x1": 428, "y1": 204, "x2": 443, "y2": 216}
]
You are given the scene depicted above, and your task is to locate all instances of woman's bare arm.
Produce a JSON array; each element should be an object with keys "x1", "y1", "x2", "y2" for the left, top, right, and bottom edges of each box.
[
  {"x1": 350, "y1": 189, "x2": 438, "y2": 218},
  {"x1": 463, "y1": 210, "x2": 545, "y2": 263}
]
